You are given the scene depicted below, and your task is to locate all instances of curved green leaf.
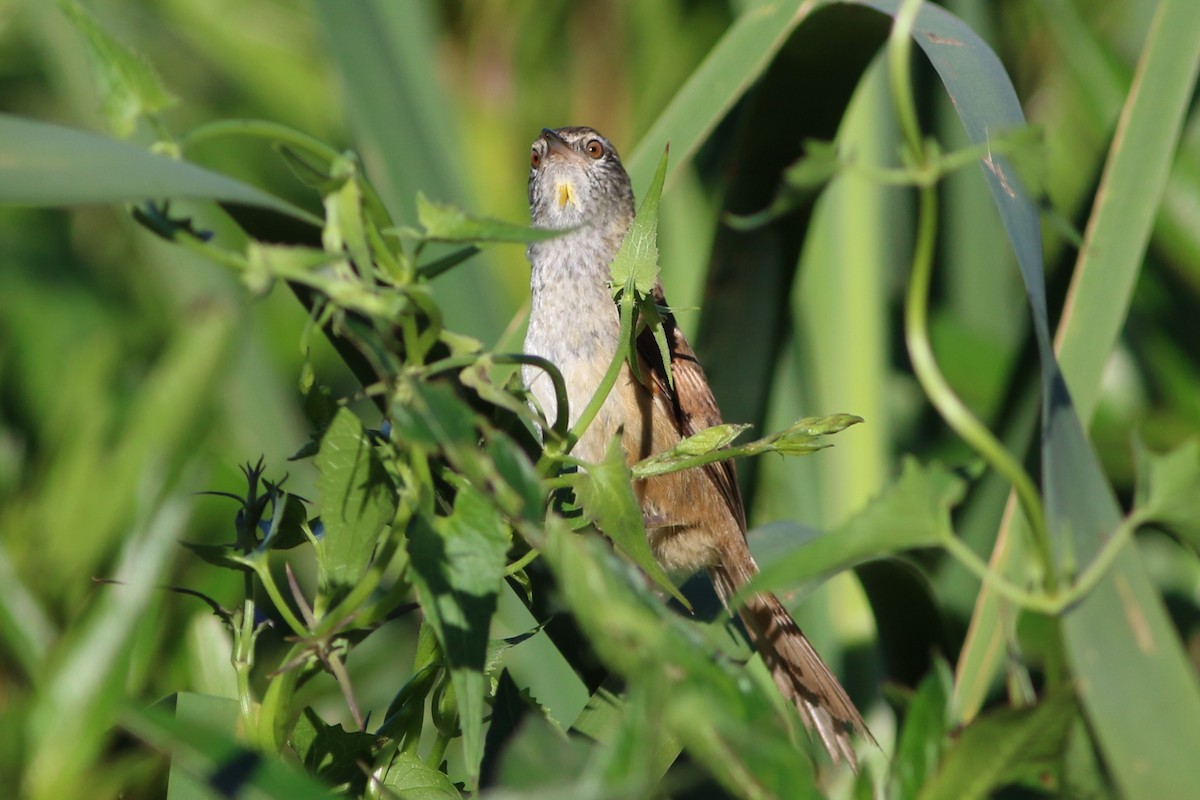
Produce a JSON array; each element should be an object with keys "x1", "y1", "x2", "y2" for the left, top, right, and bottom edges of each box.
[{"x1": 0, "y1": 114, "x2": 318, "y2": 223}]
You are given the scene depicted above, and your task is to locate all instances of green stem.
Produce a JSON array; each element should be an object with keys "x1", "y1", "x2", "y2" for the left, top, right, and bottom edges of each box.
[
  {"x1": 419, "y1": 352, "x2": 570, "y2": 442},
  {"x1": 904, "y1": 185, "x2": 1054, "y2": 588},
  {"x1": 504, "y1": 547, "x2": 541, "y2": 576},
  {"x1": 253, "y1": 561, "x2": 310, "y2": 637},
  {"x1": 181, "y1": 119, "x2": 340, "y2": 162},
  {"x1": 888, "y1": 0, "x2": 926, "y2": 156},
  {"x1": 1046, "y1": 511, "x2": 1144, "y2": 612},
  {"x1": 889, "y1": 0, "x2": 1056, "y2": 591},
  {"x1": 426, "y1": 732, "x2": 451, "y2": 769},
  {"x1": 940, "y1": 509, "x2": 1144, "y2": 617},
  {"x1": 939, "y1": 530, "x2": 1057, "y2": 614},
  {"x1": 537, "y1": 291, "x2": 635, "y2": 476},
  {"x1": 233, "y1": 593, "x2": 257, "y2": 735}
]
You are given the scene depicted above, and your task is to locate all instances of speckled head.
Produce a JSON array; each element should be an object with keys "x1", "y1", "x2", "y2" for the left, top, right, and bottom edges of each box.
[{"x1": 528, "y1": 126, "x2": 634, "y2": 231}]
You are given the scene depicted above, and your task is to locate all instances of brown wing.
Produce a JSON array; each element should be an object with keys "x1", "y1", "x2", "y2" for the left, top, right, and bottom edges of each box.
[{"x1": 634, "y1": 282, "x2": 747, "y2": 530}]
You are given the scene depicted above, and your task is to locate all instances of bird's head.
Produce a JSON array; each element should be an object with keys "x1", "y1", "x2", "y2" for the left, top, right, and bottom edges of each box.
[{"x1": 528, "y1": 126, "x2": 634, "y2": 232}]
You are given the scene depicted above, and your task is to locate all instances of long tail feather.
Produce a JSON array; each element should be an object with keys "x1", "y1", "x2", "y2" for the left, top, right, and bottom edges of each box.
[{"x1": 710, "y1": 559, "x2": 870, "y2": 770}]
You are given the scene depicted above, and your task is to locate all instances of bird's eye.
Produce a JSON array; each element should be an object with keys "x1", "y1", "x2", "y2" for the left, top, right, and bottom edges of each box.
[
  {"x1": 530, "y1": 149, "x2": 541, "y2": 169},
  {"x1": 585, "y1": 139, "x2": 604, "y2": 159}
]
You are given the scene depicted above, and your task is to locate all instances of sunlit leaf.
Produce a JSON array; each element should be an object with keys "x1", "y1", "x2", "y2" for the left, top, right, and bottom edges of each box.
[
  {"x1": 396, "y1": 193, "x2": 566, "y2": 244},
  {"x1": 381, "y1": 752, "x2": 462, "y2": 799},
  {"x1": 59, "y1": 0, "x2": 177, "y2": 137},
  {"x1": 610, "y1": 145, "x2": 668, "y2": 297},
  {"x1": 406, "y1": 485, "x2": 511, "y2": 784},
  {"x1": 315, "y1": 409, "x2": 397, "y2": 593}
]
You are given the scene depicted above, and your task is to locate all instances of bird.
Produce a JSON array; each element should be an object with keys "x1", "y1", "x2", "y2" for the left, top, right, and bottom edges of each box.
[{"x1": 522, "y1": 125, "x2": 870, "y2": 769}]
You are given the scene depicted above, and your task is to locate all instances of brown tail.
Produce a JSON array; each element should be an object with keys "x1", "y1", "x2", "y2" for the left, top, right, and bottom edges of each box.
[{"x1": 710, "y1": 554, "x2": 870, "y2": 770}]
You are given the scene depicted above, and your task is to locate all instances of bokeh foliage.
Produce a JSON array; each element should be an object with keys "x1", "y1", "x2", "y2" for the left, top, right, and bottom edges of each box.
[{"x1": 2, "y1": 0, "x2": 1200, "y2": 798}]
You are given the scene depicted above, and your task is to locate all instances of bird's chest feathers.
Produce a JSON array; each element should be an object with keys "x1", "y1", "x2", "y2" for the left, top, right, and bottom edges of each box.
[
  {"x1": 526, "y1": 234, "x2": 622, "y2": 367},
  {"x1": 524, "y1": 233, "x2": 640, "y2": 456}
]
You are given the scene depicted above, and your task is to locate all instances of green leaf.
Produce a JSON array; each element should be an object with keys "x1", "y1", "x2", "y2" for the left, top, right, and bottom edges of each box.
[
  {"x1": 322, "y1": 161, "x2": 372, "y2": 273},
  {"x1": 891, "y1": 658, "x2": 952, "y2": 800},
  {"x1": 0, "y1": 547, "x2": 55, "y2": 680},
  {"x1": 491, "y1": 581, "x2": 591, "y2": 735},
  {"x1": 179, "y1": 541, "x2": 253, "y2": 573},
  {"x1": 850, "y1": 1, "x2": 1200, "y2": 794},
  {"x1": 565, "y1": 435, "x2": 690, "y2": 610},
  {"x1": 30, "y1": 488, "x2": 187, "y2": 800},
  {"x1": 59, "y1": 0, "x2": 177, "y2": 137},
  {"x1": 610, "y1": 145, "x2": 669, "y2": 297},
  {"x1": 399, "y1": 193, "x2": 567, "y2": 244},
  {"x1": 485, "y1": 433, "x2": 547, "y2": 525},
  {"x1": 541, "y1": 519, "x2": 818, "y2": 797},
  {"x1": 1132, "y1": 437, "x2": 1200, "y2": 551},
  {"x1": 1051, "y1": 3, "x2": 1200, "y2": 425},
  {"x1": 122, "y1": 702, "x2": 331, "y2": 800},
  {"x1": 390, "y1": 381, "x2": 479, "y2": 452},
  {"x1": 164, "y1": 692, "x2": 239, "y2": 800},
  {"x1": 289, "y1": 707, "x2": 374, "y2": 792},
  {"x1": 315, "y1": 0, "x2": 504, "y2": 340},
  {"x1": 458, "y1": 358, "x2": 535, "y2": 426},
  {"x1": 490, "y1": 711, "x2": 592, "y2": 791},
  {"x1": 406, "y1": 485, "x2": 511, "y2": 786},
  {"x1": 736, "y1": 458, "x2": 966, "y2": 604},
  {"x1": 666, "y1": 422, "x2": 752, "y2": 457},
  {"x1": 769, "y1": 413, "x2": 864, "y2": 455},
  {"x1": 380, "y1": 752, "x2": 462, "y2": 799},
  {"x1": 608, "y1": 146, "x2": 672, "y2": 385},
  {"x1": 919, "y1": 691, "x2": 1076, "y2": 800},
  {"x1": 315, "y1": 409, "x2": 397, "y2": 593},
  {"x1": 633, "y1": 414, "x2": 861, "y2": 480},
  {"x1": 259, "y1": 493, "x2": 311, "y2": 552},
  {"x1": 0, "y1": 114, "x2": 318, "y2": 223}
]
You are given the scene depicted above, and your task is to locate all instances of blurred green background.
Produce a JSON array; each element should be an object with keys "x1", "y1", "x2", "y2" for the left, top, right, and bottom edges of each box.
[{"x1": 2, "y1": 0, "x2": 1199, "y2": 796}]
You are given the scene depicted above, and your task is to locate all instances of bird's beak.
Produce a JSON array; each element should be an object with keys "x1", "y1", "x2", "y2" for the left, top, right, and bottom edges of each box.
[
  {"x1": 540, "y1": 129, "x2": 579, "y2": 208},
  {"x1": 541, "y1": 128, "x2": 574, "y2": 160}
]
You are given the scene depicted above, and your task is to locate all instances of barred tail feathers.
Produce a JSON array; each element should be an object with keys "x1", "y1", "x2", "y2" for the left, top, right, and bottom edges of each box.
[{"x1": 709, "y1": 559, "x2": 868, "y2": 770}]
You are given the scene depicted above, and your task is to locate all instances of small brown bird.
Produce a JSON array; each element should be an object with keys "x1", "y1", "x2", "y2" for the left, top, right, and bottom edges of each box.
[{"x1": 522, "y1": 126, "x2": 869, "y2": 768}]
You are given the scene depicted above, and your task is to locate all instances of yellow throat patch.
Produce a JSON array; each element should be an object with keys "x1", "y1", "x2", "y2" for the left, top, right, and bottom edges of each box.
[{"x1": 556, "y1": 181, "x2": 576, "y2": 208}]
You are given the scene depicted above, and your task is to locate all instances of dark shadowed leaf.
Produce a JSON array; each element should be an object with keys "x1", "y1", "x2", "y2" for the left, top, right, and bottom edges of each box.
[
  {"x1": 920, "y1": 690, "x2": 1075, "y2": 800},
  {"x1": 289, "y1": 707, "x2": 374, "y2": 792},
  {"x1": 891, "y1": 658, "x2": 952, "y2": 800},
  {"x1": 737, "y1": 458, "x2": 965, "y2": 605},
  {"x1": 124, "y1": 700, "x2": 331, "y2": 800}
]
